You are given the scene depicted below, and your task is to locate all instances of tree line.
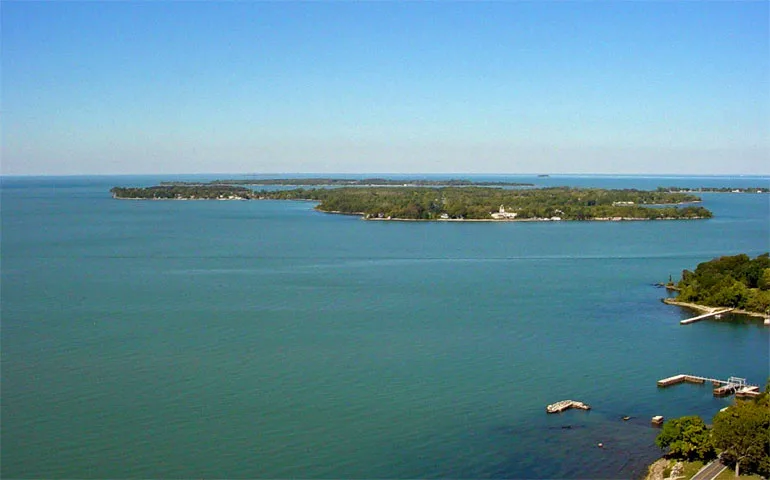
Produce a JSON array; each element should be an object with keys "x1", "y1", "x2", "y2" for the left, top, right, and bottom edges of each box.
[
  {"x1": 111, "y1": 185, "x2": 252, "y2": 199},
  {"x1": 159, "y1": 178, "x2": 536, "y2": 187}
]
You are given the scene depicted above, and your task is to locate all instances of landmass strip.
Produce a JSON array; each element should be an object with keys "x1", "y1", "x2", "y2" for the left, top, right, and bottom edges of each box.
[
  {"x1": 111, "y1": 184, "x2": 712, "y2": 222},
  {"x1": 657, "y1": 186, "x2": 770, "y2": 194},
  {"x1": 159, "y1": 178, "x2": 536, "y2": 187}
]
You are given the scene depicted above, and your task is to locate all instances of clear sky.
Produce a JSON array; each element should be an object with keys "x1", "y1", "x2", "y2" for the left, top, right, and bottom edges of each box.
[{"x1": 2, "y1": 1, "x2": 768, "y2": 175}]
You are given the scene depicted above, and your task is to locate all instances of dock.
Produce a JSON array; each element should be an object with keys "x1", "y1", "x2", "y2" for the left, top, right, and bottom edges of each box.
[
  {"x1": 656, "y1": 374, "x2": 706, "y2": 386},
  {"x1": 657, "y1": 374, "x2": 759, "y2": 397},
  {"x1": 680, "y1": 308, "x2": 734, "y2": 325},
  {"x1": 546, "y1": 400, "x2": 591, "y2": 413}
]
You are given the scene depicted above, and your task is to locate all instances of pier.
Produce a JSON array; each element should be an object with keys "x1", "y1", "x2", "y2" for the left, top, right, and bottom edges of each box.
[
  {"x1": 657, "y1": 374, "x2": 760, "y2": 398},
  {"x1": 680, "y1": 308, "x2": 734, "y2": 325},
  {"x1": 546, "y1": 400, "x2": 591, "y2": 413}
]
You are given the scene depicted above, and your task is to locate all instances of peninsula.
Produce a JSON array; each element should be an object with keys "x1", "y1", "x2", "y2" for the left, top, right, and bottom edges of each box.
[
  {"x1": 664, "y1": 253, "x2": 770, "y2": 320},
  {"x1": 111, "y1": 185, "x2": 711, "y2": 222}
]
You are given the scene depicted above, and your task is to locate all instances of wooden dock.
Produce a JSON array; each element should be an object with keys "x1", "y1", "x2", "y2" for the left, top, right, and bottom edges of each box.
[
  {"x1": 656, "y1": 374, "x2": 707, "y2": 387},
  {"x1": 657, "y1": 374, "x2": 759, "y2": 397},
  {"x1": 680, "y1": 308, "x2": 734, "y2": 325},
  {"x1": 657, "y1": 374, "x2": 687, "y2": 387}
]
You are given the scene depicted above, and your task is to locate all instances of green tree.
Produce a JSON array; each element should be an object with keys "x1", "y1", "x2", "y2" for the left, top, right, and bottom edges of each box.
[
  {"x1": 758, "y1": 268, "x2": 770, "y2": 291},
  {"x1": 655, "y1": 416, "x2": 715, "y2": 461},
  {"x1": 712, "y1": 399, "x2": 770, "y2": 477}
]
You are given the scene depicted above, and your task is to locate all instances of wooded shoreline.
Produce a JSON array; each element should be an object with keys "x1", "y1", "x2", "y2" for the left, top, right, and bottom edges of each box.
[
  {"x1": 110, "y1": 185, "x2": 712, "y2": 222},
  {"x1": 663, "y1": 254, "x2": 770, "y2": 320}
]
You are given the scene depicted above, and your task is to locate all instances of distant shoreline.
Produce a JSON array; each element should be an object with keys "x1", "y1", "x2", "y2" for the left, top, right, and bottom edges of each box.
[
  {"x1": 110, "y1": 185, "x2": 713, "y2": 221},
  {"x1": 359, "y1": 215, "x2": 707, "y2": 222},
  {"x1": 159, "y1": 178, "x2": 537, "y2": 187},
  {"x1": 112, "y1": 196, "x2": 248, "y2": 201},
  {"x1": 113, "y1": 197, "x2": 710, "y2": 222},
  {"x1": 320, "y1": 209, "x2": 708, "y2": 222}
]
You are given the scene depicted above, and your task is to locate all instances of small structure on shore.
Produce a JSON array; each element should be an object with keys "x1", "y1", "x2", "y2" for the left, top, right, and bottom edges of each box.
[
  {"x1": 491, "y1": 205, "x2": 518, "y2": 220},
  {"x1": 546, "y1": 400, "x2": 591, "y2": 413}
]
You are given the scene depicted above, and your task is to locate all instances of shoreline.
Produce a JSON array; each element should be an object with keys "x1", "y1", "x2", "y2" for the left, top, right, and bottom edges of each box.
[
  {"x1": 112, "y1": 197, "x2": 710, "y2": 222},
  {"x1": 111, "y1": 196, "x2": 710, "y2": 222},
  {"x1": 321, "y1": 208, "x2": 708, "y2": 222},
  {"x1": 112, "y1": 195, "x2": 248, "y2": 201},
  {"x1": 355, "y1": 215, "x2": 709, "y2": 223},
  {"x1": 663, "y1": 298, "x2": 769, "y2": 321}
]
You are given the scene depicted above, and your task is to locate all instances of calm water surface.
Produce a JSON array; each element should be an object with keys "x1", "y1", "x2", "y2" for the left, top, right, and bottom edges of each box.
[{"x1": 2, "y1": 175, "x2": 769, "y2": 478}]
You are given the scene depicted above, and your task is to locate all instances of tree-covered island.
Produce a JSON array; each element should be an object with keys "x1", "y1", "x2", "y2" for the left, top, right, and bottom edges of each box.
[
  {"x1": 111, "y1": 185, "x2": 712, "y2": 221},
  {"x1": 665, "y1": 253, "x2": 770, "y2": 317}
]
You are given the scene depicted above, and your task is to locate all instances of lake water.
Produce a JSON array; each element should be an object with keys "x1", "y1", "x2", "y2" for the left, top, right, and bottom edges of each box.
[{"x1": 2, "y1": 174, "x2": 769, "y2": 479}]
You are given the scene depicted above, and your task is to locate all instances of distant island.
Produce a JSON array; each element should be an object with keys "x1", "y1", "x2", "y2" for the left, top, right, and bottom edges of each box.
[
  {"x1": 664, "y1": 253, "x2": 770, "y2": 319},
  {"x1": 657, "y1": 186, "x2": 769, "y2": 194},
  {"x1": 159, "y1": 178, "x2": 536, "y2": 187},
  {"x1": 111, "y1": 185, "x2": 712, "y2": 222}
]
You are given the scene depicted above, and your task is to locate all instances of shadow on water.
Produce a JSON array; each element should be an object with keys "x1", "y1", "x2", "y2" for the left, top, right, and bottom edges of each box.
[
  {"x1": 416, "y1": 409, "x2": 663, "y2": 479},
  {"x1": 471, "y1": 418, "x2": 661, "y2": 479}
]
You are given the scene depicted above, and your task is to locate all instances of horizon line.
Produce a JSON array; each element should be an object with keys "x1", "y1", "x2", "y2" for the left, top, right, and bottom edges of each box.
[{"x1": 2, "y1": 172, "x2": 770, "y2": 178}]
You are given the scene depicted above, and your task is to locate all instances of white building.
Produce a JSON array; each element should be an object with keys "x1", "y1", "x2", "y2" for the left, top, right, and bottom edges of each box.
[{"x1": 491, "y1": 205, "x2": 517, "y2": 220}]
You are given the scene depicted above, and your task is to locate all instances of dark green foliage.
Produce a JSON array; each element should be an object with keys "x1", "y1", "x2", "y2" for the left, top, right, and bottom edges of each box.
[
  {"x1": 759, "y1": 268, "x2": 770, "y2": 291},
  {"x1": 675, "y1": 253, "x2": 770, "y2": 314},
  {"x1": 712, "y1": 395, "x2": 770, "y2": 477},
  {"x1": 656, "y1": 391, "x2": 770, "y2": 476},
  {"x1": 655, "y1": 416, "x2": 715, "y2": 461},
  {"x1": 262, "y1": 186, "x2": 710, "y2": 220}
]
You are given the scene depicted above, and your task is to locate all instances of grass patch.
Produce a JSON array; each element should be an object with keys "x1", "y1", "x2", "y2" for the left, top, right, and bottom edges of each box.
[
  {"x1": 679, "y1": 460, "x2": 705, "y2": 478},
  {"x1": 714, "y1": 467, "x2": 763, "y2": 480},
  {"x1": 662, "y1": 461, "x2": 673, "y2": 478}
]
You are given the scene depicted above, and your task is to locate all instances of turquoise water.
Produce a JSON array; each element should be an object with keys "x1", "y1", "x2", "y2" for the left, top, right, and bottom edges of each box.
[{"x1": 2, "y1": 175, "x2": 769, "y2": 479}]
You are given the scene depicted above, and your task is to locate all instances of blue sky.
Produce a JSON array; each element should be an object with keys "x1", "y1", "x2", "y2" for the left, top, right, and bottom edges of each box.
[{"x1": 2, "y1": 1, "x2": 768, "y2": 175}]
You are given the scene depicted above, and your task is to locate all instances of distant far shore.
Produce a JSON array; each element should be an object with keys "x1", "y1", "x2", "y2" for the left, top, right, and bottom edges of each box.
[
  {"x1": 159, "y1": 178, "x2": 537, "y2": 187},
  {"x1": 110, "y1": 185, "x2": 714, "y2": 221}
]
